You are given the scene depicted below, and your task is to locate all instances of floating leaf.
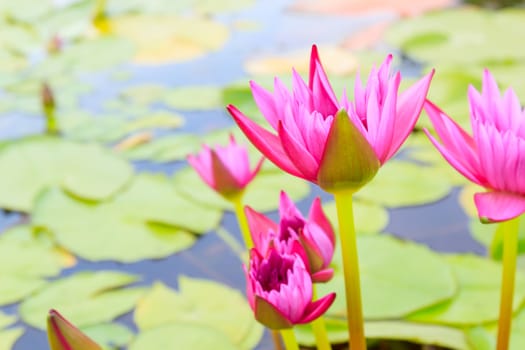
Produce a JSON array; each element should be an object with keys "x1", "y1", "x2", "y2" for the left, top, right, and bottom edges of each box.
[
  {"x1": 33, "y1": 174, "x2": 221, "y2": 262},
  {"x1": 163, "y1": 86, "x2": 223, "y2": 110},
  {"x1": 0, "y1": 136, "x2": 133, "y2": 212},
  {"x1": 122, "y1": 134, "x2": 201, "y2": 162},
  {"x1": 120, "y1": 84, "x2": 169, "y2": 106},
  {"x1": 105, "y1": 15, "x2": 229, "y2": 64},
  {"x1": 408, "y1": 255, "x2": 525, "y2": 325},
  {"x1": 82, "y1": 323, "x2": 135, "y2": 349},
  {"x1": 0, "y1": 328, "x2": 24, "y2": 350},
  {"x1": 356, "y1": 160, "x2": 452, "y2": 207},
  {"x1": 317, "y1": 235, "x2": 456, "y2": 319},
  {"x1": 134, "y1": 279, "x2": 263, "y2": 349},
  {"x1": 129, "y1": 323, "x2": 238, "y2": 350},
  {"x1": 295, "y1": 319, "x2": 470, "y2": 350},
  {"x1": 20, "y1": 271, "x2": 144, "y2": 329},
  {"x1": 322, "y1": 199, "x2": 388, "y2": 234}
]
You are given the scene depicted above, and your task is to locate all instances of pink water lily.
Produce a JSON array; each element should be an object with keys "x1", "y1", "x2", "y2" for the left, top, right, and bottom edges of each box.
[
  {"x1": 245, "y1": 191, "x2": 335, "y2": 282},
  {"x1": 227, "y1": 45, "x2": 433, "y2": 192},
  {"x1": 425, "y1": 70, "x2": 525, "y2": 223},
  {"x1": 47, "y1": 309, "x2": 102, "y2": 350},
  {"x1": 187, "y1": 135, "x2": 264, "y2": 200},
  {"x1": 245, "y1": 248, "x2": 336, "y2": 329}
]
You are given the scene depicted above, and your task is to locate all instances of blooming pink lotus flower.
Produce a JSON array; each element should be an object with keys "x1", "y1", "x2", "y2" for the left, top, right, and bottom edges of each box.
[
  {"x1": 187, "y1": 135, "x2": 264, "y2": 200},
  {"x1": 227, "y1": 45, "x2": 433, "y2": 192},
  {"x1": 245, "y1": 248, "x2": 336, "y2": 329},
  {"x1": 425, "y1": 70, "x2": 525, "y2": 223},
  {"x1": 47, "y1": 309, "x2": 102, "y2": 350},
  {"x1": 245, "y1": 191, "x2": 335, "y2": 282}
]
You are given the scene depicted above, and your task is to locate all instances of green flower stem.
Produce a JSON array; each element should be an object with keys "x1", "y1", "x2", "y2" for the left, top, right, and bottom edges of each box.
[
  {"x1": 496, "y1": 215, "x2": 520, "y2": 350},
  {"x1": 271, "y1": 330, "x2": 284, "y2": 350},
  {"x1": 311, "y1": 285, "x2": 332, "y2": 350},
  {"x1": 333, "y1": 189, "x2": 366, "y2": 350},
  {"x1": 231, "y1": 194, "x2": 254, "y2": 249},
  {"x1": 280, "y1": 329, "x2": 299, "y2": 350},
  {"x1": 44, "y1": 106, "x2": 58, "y2": 135}
]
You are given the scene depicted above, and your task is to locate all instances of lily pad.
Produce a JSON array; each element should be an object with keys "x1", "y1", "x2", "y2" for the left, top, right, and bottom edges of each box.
[
  {"x1": 0, "y1": 136, "x2": 133, "y2": 212},
  {"x1": 356, "y1": 160, "x2": 452, "y2": 207},
  {"x1": 129, "y1": 323, "x2": 238, "y2": 350},
  {"x1": 19, "y1": 271, "x2": 145, "y2": 329},
  {"x1": 317, "y1": 235, "x2": 456, "y2": 319},
  {"x1": 0, "y1": 328, "x2": 24, "y2": 350},
  {"x1": 33, "y1": 174, "x2": 221, "y2": 262},
  {"x1": 408, "y1": 254, "x2": 525, "y2": 325},
  {"x1": 105, "y1": 14, "x2": 229, "y2": 64},
  {"x1": 295, "y1": 319, "x2": 470, "y2": 350},
  {"x1": 162, "y1": 86, "x2": 223, "y2": 111},
  {"x1": 322, "y1": 199, "x2": 389, "y2": 235},
  {"x1": 122, "y1": 134, "x2": 201, "y2": 162},
  {"x1": 134, "y1": 278, "x2": 263, "y2": 349},
  {"x1": 82, "y1": 323, "x2": 135, "y2": 349}
]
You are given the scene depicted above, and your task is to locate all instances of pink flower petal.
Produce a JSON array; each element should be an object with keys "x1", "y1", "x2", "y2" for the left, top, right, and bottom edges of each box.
[
  {"x1": 299, "y1": 292, "x2": 336, "y2": 324},
  {"x1": 474, "y1": 191, "x2": 525, "y2": 223},
  {"x1": 308, "y1": 198, "x2": 335, "y2": 246},
  {"x1": 245, "y1": 206, "x2": 278, "y2": 253},
  {"x1": 311, "y1": 269, "x2": 334, "y2": 283},
  {"x1": 228, "y1": 105, "x2": 304, "y2": 178}
]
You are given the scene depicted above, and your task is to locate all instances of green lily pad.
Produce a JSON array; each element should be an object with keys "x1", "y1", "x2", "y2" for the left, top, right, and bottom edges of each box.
[
  {"x1": 295, "y1": 319, "x2": 470, "y2": 350},
  {"x1": 129, "y1": 323, "x2": 238, "y2": 350},
  {"x1": 122, "y1": 134, "x2": 201, "y2": 162},
  {"x1": 317, "y1": 235, "x2": 456, "y2": 319},
  {"x1": 385, "y1": 8, "x2": 525, "y2": 65},
  {"x1": 120, "y1": 84, "x2": 169, "y2": 106},
  {"x1": 0, "y1": 136, "x2": 133, "y2": 212},
  {"x1": 322, "y1": 199, "x2": 388, "y2": 235},
  {"x1": 0, "y1": 328, "x2": 24, "y2": 350},
  {"x1": 19, "y1": 271, "x2": 145, "y2": 329},
  {"x1": 163, "y1": 86, "x2": 223, "y2": 110},
  {"x1": 356, "y1": 160, "x2": 452, "y2": 207},
  {"x1": 33, "y1": 174, "x2": 221, "y2": 262},
  {"x1": 408, "y1": 255, "x2": 525, "y2": 325},
  {"x1": 82, "y1": 323, "x2": 135, "y2": 349},
  {"x1": 0, "y1": 225, "x2": 73, "y2": 306},
  {"x1": 134, "y1": 278, "x2": 263, "y2": 349}
]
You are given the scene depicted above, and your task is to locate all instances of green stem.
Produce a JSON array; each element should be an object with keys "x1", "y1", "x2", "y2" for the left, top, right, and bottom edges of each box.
[
  {"x1": 333, "y1": 190, "x2": 366, "y2": 350},
  {"x1": 280, "y1": 328, "x2": 299, "y2": 350},
  {"x1": 271, "y1": 330, "x2": 284, "y2": 350},
  {"x1": 231, "y1": 194, "x2": 253, "y2": 249},
  {"x1": 44, "y1": 107, "x2": 58, "y2": 135},
  {"x1": 496, "y1": 215, "x2": 520, "y2": 350},
  {"x1": 311, "y1": 285, "x2": 332, "y2": 350}
]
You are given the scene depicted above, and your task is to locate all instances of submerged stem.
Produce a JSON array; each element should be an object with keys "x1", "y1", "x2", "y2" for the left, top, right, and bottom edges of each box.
[
  {"x1": 311, "y1": 285, "x2": 332, "y2": 350},
  {"x1": 280, "y1": 328, "x2": 299, "y2": 350},
  {"x1": 496, "y1": 215, "x2": 520, "y2": 350},
  {"x1": 333, "y1": 190, "x2": 366, "y2": 350},
  {"x1": 231, "y1": 194, "x2": 253, "y2": 249}
]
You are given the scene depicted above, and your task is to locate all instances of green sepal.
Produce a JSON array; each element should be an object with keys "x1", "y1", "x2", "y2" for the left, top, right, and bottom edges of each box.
[
  {"x1": 254, "y1": 296, "x2": 293, "y2": 330},
  {"x1": 317, "y1": 109, "x2": 380, "y2": 193}
]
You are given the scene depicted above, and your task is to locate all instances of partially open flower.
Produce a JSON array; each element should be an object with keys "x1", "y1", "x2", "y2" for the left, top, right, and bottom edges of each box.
[
  {"x1": 187, "y1": 135, "x2": 264, "y2": 200},
  {"x1": 245, "y1": 191, "x2": 335, "y2": 282},
  {"x1": 228, "y1": 45, "x2": 433, "y2": 193},
  {"x1": 425, "y1": 69, "x2": 525, "y2": 223},
  {"x1": 47, "y1": 309, "x2": 102, "y2": 350},
  {"x1": 245, "y1": 248, "x2": 335, "y2": 329}
]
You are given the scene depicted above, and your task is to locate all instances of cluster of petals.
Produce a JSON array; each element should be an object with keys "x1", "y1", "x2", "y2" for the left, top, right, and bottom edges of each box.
[
  {"x1": 424, "y1": 69, "x2": 525, "y2": 222},
  {"x1": 227, "y1": 45, "x2": 433, "y2": 190},
  {"x1": 245, "y1": 191, "x2": 335, "y2": 282},
  {"x1": 187, "y1": 135, "x2": 264, "y2": 199},
  {"x1": 245, "y1": 248, "x2": 335, "y2": 329}
]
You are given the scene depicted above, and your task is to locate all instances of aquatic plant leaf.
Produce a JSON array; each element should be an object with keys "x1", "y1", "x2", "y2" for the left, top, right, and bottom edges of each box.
[
  {"x1": 0, "y1": 328, "x2": 24, "y2": 350},
  {"x1": 317, "y1": 235, "x2": 456, "y2": 319},
  {"x1": 81, "y1": 323, "x2": 135, "y2": 349},
  {"x1": 295, "y1": 319, "x2": 470, "y2": 350},
  {"x1": 129, "y1": 323, "x2": 237, "y2": 350},
  {"x1": 163, "y1": 86, "x2": 223, "y2": 110},
  {"x1": 19, "y1": 271, "x2": 144, "y2": 330},
  {"x1": 356, "y1": 160, "x2": 452, "y2": 207},
  {"x1": 122, "y1": 134, "x2": 201, "y2": 162},
  {"x1": 322, "y1": 200, "x2": 388, "y2": 235},
  {"x1": 408, "y1": 255, "x2": 525, "y2": 325},
  {"x1": 134, "y1": 279, "x2": 263, "y2": 350},
  {"x1": 106, "y1": 15, "x2": 229, "y2": 64},
  {"x1": 0, "y1": 136, "x2": 133, "y2": 212}
]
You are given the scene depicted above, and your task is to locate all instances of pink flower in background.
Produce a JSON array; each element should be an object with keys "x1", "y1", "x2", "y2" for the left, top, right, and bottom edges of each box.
[
  {"x1": 227, "y1": 45, "x2": 433, "y2": 192},
  {"x1": 425, "y1": 69, "x2": 525, "y2": 222},
  {"x1": 245, "y1": 248, "x2": 336, "y2": 329},
  {"x1": 47, "y1": 309, "x2": 102, "y2": 350},
  {"x1": 187, "y1": 135, "x2": 264, "y2": 200},
  {"x1": 245, "y1": 191, "x2": 335, "y2": 282}
]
